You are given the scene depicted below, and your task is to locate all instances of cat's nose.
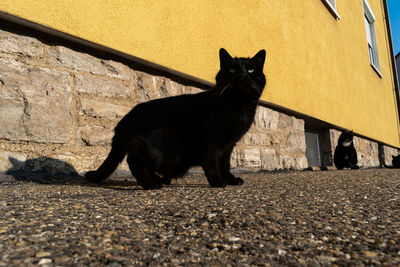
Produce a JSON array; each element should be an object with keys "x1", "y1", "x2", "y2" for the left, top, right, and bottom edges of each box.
[{"x1": 237, "y1": 71, "x2": 247, "y2": 80}]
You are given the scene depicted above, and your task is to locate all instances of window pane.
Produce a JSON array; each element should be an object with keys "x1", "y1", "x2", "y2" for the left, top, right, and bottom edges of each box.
[
  {"x1": 368, "y1": 45, "x2": 374, "y2": 64},
  {"x1": 364, "y1": 16, "x2": 373, "y2": 45},
  {"x1": 305, "y1": 130, "x2": 321, "y2": 167},
  {"x1": 327, "y1": 0, "x2": 336, "y2": 8}
]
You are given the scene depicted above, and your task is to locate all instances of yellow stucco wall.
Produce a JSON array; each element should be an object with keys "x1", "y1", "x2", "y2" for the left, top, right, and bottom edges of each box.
[{"x1": 1, "y1": 0, "x2": 399, "y2": 147}]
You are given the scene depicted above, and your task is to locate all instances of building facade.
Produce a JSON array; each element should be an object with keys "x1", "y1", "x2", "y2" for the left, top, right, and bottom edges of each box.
[{"x1": 0, "y1": 0, "x2": 399, "y2": 173}]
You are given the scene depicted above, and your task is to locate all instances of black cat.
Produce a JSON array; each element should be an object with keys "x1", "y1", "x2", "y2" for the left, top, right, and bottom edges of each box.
[
  {"x1": 85, "y1": 48, "x2": 266, "y2": 189},
  {"x1": 334, "y1": 130, "x2": 359, "y2": 170},
  {"x1": 384, "y1": 154, "x2": 400, "y2": 168}
]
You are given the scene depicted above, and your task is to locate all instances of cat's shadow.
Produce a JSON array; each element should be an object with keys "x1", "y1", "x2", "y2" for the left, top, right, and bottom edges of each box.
[
  {"x1": 6, "y1": 156, "x2": 82, "y2": 184},
  {"x1": 100, "y1": 182, "x2": 210, "y2": 191},
  {"x1": 4, "y1": 156, "x2": 209, "y2": 190}
]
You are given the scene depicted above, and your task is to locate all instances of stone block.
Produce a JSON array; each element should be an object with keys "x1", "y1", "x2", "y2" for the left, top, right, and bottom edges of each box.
[
  {"x1": 154, "y1": 76, "x2": 173, "y2": 98},
  {"x1": 354, "y1": 137, "x2": 379, "y2": 168},
  {"x1": 0, "y1": 151, "x2": 26, "y2": 172},
  {"x1": 136, "y1": 71, "x2": 155, "y2": 89},
  {"x1": 167, "y1": 80, "x2": 184, "y2": 96},
  {"x1": 183, "y1": 86, "x2": 203, "y2": 95},
  {"x1": 284, "y1": 131, "x2": 306, "y2": 153},
  {"x1": 329, "y1": 129, "x2": 341, "y2": 148},
  {"x1": 241, "y1": 132, "x2": 272, "y2": 146},
  {"x1": 292, "y1": 117, "x2": 305, "y2": 131},
  {"x1": 0, "y1": 86, "x2": 26, "y2": 139},
  {"x1": 260, "y1": 148, "x2": 279, "y2": 171},
  {"x1": 278, "y1": 113, "x2": 292, "y2": 128},
  {"x1": 100, "y1": 60, "x2": 132, "y2": 80},
  {"x1": 254, "y1": 107, "x2": 279, "y2": 130},
  {"x1": 237, "y1": 148, "x2": 261, "y2": 169},
  {"x1": 154, "y1": 76, "x2": 192, "y2": 98},
  {"x1": 382, "y1": 146, "x2": 399, "y2": 166},
  {"x1": 80, "y1": 99, "x2": 131, "y2": 119},
  {"x1": 297, "y1": 155, "x2": 308, "y2": 169},
  {"x1": 75, "y1": 74, "x2": 133, "y2": 98},
  {"x1": 279, "y1": 154, "x2": 308, "y2": 170},
  {"x1": 0, "y1": 29, "x2": 45, "y2": 58},
  {"x1": 50, "y1": 46, "x2": 130, "y2": 79},
  {"x1": 136, "y1": 71, "x2": 156, "y2": 100},
  {"x1": 277, "y1": 113, "x2": 304, "y2": 131},
  {"x1": 230, "y1": 149, "x2": 238, "y2": 168},
  {"x1": 279, "y1": 155, "x2": 295, "y2": 170},
  {"x1": 357, "y1": 154, "x2": 379, "y2": 168},
  {"x1": 0, "y1": 58, "x2": 73, "y2": 143},
  {"x1": 79, "y1": 126, "x2": 113, "y2": 146}
]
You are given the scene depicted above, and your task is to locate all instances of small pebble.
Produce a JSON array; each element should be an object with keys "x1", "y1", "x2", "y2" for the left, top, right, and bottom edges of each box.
[{"x1": 38, "y1": 258, "x2": 52, "y2": 265}]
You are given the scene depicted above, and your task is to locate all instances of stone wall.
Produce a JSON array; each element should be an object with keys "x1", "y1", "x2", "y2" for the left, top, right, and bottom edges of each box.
[
  {"x1": 0, "y1": 26, "x2": 308, "y2": 174},
  {"x1": 0, "y1": 27, "x2": 194, "y2": 173},
  {"x1": 0, "y1": 24, "x2": 398, "y2": 174},
  {"x1": 232, "y1": 110, "x2": 307, "y2": 171}
]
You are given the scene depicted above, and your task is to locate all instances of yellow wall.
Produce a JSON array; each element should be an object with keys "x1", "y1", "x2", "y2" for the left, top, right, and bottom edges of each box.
[{"x1": 1, "y1": 0, "x2": 399, "y2": 147}]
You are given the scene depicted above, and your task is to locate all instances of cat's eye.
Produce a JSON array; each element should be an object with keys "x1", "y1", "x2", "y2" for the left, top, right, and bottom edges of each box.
[
  {"x1": 247, "y1": 69, "x2": 254, "y2": 74},
  {"x1": 229, "y1": 68, "x2": 235, "y2": 74}
]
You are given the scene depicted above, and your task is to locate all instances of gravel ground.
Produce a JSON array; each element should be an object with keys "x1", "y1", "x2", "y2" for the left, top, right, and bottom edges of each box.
[{"x1": 0, "y1": 168, "x2": 399, "y2": 266}]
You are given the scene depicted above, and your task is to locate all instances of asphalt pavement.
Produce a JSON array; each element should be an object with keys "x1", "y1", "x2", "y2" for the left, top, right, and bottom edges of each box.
[{"x1": 0, "y1": 168, "x2": 399, "y2": 266}]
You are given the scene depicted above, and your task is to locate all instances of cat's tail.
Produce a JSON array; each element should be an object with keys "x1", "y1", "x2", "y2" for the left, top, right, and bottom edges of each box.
[
  {"x1": 85, "y1": 141, "x2": 126, "y2": 183},
  {"x1": 384, "y1": 164, "x2": 395, "y2": 169}
]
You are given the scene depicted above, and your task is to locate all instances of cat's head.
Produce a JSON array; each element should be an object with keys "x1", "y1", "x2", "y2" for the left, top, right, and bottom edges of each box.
[
  {"x1": 338, "y1": 130, "x2": 354, "y2": 147},
  {"x1": 392, "y1": 154, "x2": 400, "y2": 166},
  {"x1": 215, "y1": 48, "x2": 266, "y2": 99}
]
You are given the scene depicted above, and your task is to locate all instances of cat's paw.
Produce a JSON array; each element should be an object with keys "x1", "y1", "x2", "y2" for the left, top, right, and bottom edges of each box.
[
  {"x1": 210, "y1": 180, "x2": 227, "y2": 188},
  {"x1": 154, "y1": 175, "x2": 171, "y2": 185},
  {"x1": 162, "y1": 179, "x2": 171, "y2": 185},
  {"x1": 227, "y1": 177, "x2": 244, "y2": 186},
  {"x1": 85, "y1": 171, "x2": 103, "y2": 183},
  {"x1": 141, "y1": 180, "x2": 164, "y2": 190}
]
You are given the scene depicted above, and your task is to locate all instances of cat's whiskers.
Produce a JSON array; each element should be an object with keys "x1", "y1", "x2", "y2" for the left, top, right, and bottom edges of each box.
[{"x1": 217, "y1": 81, "x2": 233, "y2": 97}]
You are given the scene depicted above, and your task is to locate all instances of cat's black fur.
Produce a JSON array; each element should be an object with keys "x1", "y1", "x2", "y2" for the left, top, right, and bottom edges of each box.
[
  {"x1": 384, "y1": 154, "x2": 400, "y2": 168},
  {"x1": 85, "y1": 48, "x2": 266, "y2": 189},
  {"x1": 334, "y1": 130, "x2": 359, "y2": 170}
]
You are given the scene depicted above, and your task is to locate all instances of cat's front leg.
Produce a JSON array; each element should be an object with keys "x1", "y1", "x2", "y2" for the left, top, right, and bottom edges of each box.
[
  {"x1": 219, "y1": 147, "x2": 243, "y2": 186},
  {"x1": 202, "y1": 150, "x2": 226, "y2": 187},
  {"x1": 350, "y1": 150, "x2": 359, "y2": 169}
]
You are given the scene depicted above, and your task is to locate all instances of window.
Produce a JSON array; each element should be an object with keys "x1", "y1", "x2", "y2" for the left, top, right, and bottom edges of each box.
[
  {"x1": 363, "y1": 0, "x2": 382, "y2": 77},
  {"x1": 305, "y1": 130, "x2": 322, "y2": 167},
  {"x1": 322, "y1": 0, "x2": 341, "y2": 20}
]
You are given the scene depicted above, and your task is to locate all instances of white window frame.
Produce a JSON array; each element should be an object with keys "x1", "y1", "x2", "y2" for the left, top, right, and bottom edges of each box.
[
  {"x1": 322, "y1": 0, "x2": 341, "y2": 20},
  {"x1": 363, "y1": 0, "x2": 383, "y2": 78}
]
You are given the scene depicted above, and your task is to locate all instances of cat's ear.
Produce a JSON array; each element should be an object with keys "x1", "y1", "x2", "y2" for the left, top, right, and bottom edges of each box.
[
  {"x1": 219, "y1": 48, "x2": 233, "y2": 68},
  {"x1": 251, "y1": 49, "x2": 266, "y2": 68}
]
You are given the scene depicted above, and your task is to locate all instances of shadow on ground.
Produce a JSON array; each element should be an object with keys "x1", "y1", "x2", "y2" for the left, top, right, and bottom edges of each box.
[
  {"x1": 4, "y1": 156, "x2": 193, "y2": 190},
  {"x1": 5, "y1": 156, "x2": 83, "y2": 184},
  {"x1": 3, "y1": 156, "x2": 223, "y2": 190}
]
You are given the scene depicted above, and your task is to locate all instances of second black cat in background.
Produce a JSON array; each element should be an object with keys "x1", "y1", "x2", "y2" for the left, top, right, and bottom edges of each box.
[{"x1": 334, "y1": 130, "x2": 359, "y2": 170}]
